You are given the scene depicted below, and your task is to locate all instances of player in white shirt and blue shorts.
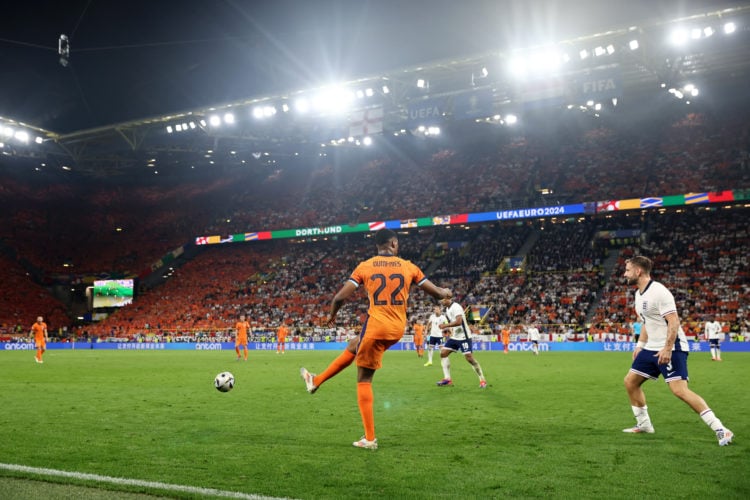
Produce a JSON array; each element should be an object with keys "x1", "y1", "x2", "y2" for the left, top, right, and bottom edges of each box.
[
  {"x1": 621, "y1": 256, "x2": 733, "y2": 446},
  {"x1": 424, "y1": 305, "x2": 447, "y2": 367},
  {"x1": 435, "y1": 297, "x2": 487, "y2": 389}
]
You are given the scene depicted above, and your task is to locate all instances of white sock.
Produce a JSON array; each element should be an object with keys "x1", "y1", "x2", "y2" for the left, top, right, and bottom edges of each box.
[
  {"x1": 715, "y1": 347, "x2": 721, "y2": 360},
  {"x1": 700, "y1": 409, "x2": 725, "y2": 432},
  {"x1": 441, "y1": 357, "x2": 451, "y2": 379},
  {"x1": 427, "y1": 348, "x2": 433, "y2": 363},
  {"x1": 632, "y1": 405, "x2": 651, "y2": 426},
  {"x1": 710, "y1": 347, "x2": 716, "y2": 359},
  {"x1": 470, "y1": 360, "x2": 485, "y2": 381}
]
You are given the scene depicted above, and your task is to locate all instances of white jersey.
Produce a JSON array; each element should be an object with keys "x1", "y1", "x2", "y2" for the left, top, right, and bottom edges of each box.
[
  {"x1": 634, "y1": 280, "x2": 689, "y2": 352},
  {"x1": 427, "y1": 313, "x2": 447, "y2": 338},
  {"x1": 527, "y1": 327, "x2": 540, "y2": 342},
  {"x1": 444, "y1": 302, "x2": 471, "y2": 341},
  {"x1": 705, "y1": 320, "x2": 723, "y2": 340}
]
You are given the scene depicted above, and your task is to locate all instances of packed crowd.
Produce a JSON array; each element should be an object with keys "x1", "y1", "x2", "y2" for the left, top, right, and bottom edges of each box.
[{"x1": 0, "y1": 106, "x2": 748, "y2": 340}]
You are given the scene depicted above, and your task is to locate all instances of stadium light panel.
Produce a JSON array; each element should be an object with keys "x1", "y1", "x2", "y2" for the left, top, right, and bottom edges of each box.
[
  {"x1": 1, "y1": 126, "x2": 13, "y2": 137},
  {"x1": 670, "y1": 28, "x2": 689, "y2": 45},
  {"x1": 35, "y1": 136, "x2": 43, "y2": 144},
  {"x1": 294, "y1": 98, "x2": 309, "y2": 113},
  {"x1": 594, "y1": 46, "x2": 606, "y2": 56},
  {"x1": 629, "y1": 39, "x2": 639, "y2": 50},
  {"x1": 199, "y1": 119, "x2": 207, "y2": 127},
  {"x1": 181, "y1": 123, "x2": 188, "y2": 131},
  {"x1": 606, "y1": 44, "x2": 615, "y2": 55},
  {"x1": 417, "y1": 78, "x2": 427, "y2": 88},
  {"x1": 365, "y1": 88, "x2": 374, "y2": 97},
  {"x1": 281, "y1": 103, "x2": 290, "y2": 113},
  {"x1": 691, "y1": 28, "x2": 702, "y2": 40},
  {"x1": 505, "y1": 114, "x2": 518, "y2": 125},
  {"x1": 356, "y1": 90, "x2": 365, "y2": 99},
  {"x1": 723, "y1": 22, "x2": 736, "y2": 34},
  {"x1": 209, "y1": 115, "x2": 221, "y2": 126},
  {"x1": 579, "y1": 49, "x2": 589, "y2": 60},
  {"x1": 223, "y1": 113, "x2": 235, "y2": 124},
  {"x1": 703, "y1": 26, "x2": 714, "y2": 37},
  {"x1": 362, "y1": 136, "x2": 373, "y2": 146},
  {"x1": 252, "y1": 107, "x2": 264, "y2": 119},
  {"x1": 481, "y1": 66, "x2": 489, "y2": 77},
  {"x1": 166, "y1": 126, "x2": 173, "y2": 133},
  {"x1": 14, "y1": 130, "x2": 29, "y2": 143},
  {"x1": 264, "y1": 106, "x2": 277, "y2": 117},
  {"x1": 189, "y1": 122, "x2": 196, "y2": 129},
  {"x1": 175, "y1": 124, "x2": 183, "y2": 132},
  {"x1": 382, "y1": 85, "x2": 390, "y2": 94}
]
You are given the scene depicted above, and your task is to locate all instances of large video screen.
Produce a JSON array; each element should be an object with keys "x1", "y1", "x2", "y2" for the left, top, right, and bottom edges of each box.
[{"x1": 92, "y1": 279, "x2": 135, "y2": 308}]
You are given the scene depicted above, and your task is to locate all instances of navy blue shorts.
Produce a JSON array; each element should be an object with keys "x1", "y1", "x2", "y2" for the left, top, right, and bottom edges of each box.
[
  {"x1": 427, "y1": 336, "x2": 443, "y2": 347},
  {"x1": 709, "y1": 339, "x2": 720, "y2": 348},
  {"x1": 630, "y1": 349, "x2": 689, "y2": 383},
  {"x1": 442, "y1": 337, "x2": 473, "y2": 354}
]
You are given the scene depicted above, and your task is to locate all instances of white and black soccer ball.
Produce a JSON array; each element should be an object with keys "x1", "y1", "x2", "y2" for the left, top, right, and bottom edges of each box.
[{"x1": 214, "y1": 371, "x2": 235, "y2": 392}]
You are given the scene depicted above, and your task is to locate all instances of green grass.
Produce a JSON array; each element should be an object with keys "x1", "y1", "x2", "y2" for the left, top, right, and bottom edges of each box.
[{"x1": 0, "y1": 349, "x2": 747, "y2": 499}]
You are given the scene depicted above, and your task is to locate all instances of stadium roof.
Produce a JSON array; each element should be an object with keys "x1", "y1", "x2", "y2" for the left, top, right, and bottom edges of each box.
[{"x1": 1, "y1": 1, "x2": 749, "y2": 176}]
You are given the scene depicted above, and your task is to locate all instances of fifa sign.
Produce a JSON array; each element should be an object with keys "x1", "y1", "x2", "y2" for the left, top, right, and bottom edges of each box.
[{"x1": 577, "y1": 68, "x2": 622, "y2": 99}]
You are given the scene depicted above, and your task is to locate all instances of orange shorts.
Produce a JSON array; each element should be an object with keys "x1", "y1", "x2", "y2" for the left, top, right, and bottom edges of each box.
[
  {"x1": 235, "y1": 338, "x2": 247, "y2": 347},
  {"x1": 355, "y1": 336, "x2": 399, "y2": 370},
  {"x1": 35, "y1": 339, "x2": 46, "y2": 349}
]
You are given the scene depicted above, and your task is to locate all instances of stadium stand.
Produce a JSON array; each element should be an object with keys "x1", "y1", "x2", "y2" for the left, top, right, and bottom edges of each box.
[{"x1": 0, "y1": 108, "x2": 748, "y2": 341}]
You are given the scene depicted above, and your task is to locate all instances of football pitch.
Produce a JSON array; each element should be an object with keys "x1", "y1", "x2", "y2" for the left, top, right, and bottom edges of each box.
[{"x1": 0, "y1": 349, "x2": 747, "y2": 499}]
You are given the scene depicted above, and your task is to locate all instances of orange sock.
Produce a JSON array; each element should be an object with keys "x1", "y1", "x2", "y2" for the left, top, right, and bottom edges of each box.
[
  {"x1": 235, "y1": 347, "x2": 240, "y2": 357},
  {"x1": 36, "y1": 349, "x2": 42, "y2": 360},
  {"x1": 313, "y1": 349, "x2": 355, "y2": 387},
  {"x1": 243, "y1": 347, "x2": 248, "y2": 360},
  {"x1": 357, "y1": 382, "x2": 375, "y2": 441}
]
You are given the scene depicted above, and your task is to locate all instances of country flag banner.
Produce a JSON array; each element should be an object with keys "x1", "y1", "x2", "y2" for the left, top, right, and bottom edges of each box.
[
  {"x1": 685, "y1": 192, "x2": 709, "y2": 204},
  {"x1": 349, "y1": 107, "x2": 384, "y2": 137},
  {"x1": 640, "y1": 197, "x2": 663, "y2": 208},
  {"x1": 400, "y1": 219, "x2": 418, "y2": 228},
  {"x1": 368, "y1": 221, "x2": 385, "y2": 231}
]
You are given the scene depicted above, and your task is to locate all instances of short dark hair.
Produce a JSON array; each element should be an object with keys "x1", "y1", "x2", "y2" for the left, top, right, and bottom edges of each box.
[
  {"x1": 627, "y1": 255, "x2": 653, "y2": 274},
  {"x1": 374, "y1": 228, "x2": 397, "y2": 246}
]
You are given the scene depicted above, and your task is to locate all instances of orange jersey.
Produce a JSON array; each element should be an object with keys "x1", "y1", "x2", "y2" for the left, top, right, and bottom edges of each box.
[
  {"x1": 277, "y1": 325, "x2": 288, "y2": 341},
  {"x1": 501, "y1": 329, "x2": 510, "y2": 344},
  {"x1": 235, "y1": 321, "x2": 250, "y2": 341},
  {"x1": 349, "y1": 255, "x2": 426, "y2": 340},
  {"x1": 31, "y1": 322, "x2": 47, "y2": 342},
  {"x1": 413, "y1": 324, "x2": 425, "y2": 344}
]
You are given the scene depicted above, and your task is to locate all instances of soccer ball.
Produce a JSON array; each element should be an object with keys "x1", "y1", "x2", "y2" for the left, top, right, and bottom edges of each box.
[{"x1": 214, "y1": 372, "x2": 235, "y2": 392}]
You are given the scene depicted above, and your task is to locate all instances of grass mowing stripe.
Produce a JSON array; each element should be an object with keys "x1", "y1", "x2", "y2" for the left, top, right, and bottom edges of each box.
[{"x1": 0, "y1": 463, "x2": 294, "y2": 499}]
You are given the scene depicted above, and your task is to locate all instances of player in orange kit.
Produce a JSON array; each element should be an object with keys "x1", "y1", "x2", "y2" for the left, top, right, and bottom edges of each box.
[
  {"x1": 234, "y1": 314, "x2": 250, "y2": 361},
  {"x1": 300, "y1": 229, "x2": 451, "y2": 450},
  {"x1": 413, "y1": 321, "x2": 425, "y2": 359},
  {"x1": 276, "y1": 323, "x2": 289, "y2": 354},
  {"x1": 31, "y1": 316, "x2": 49, "y2": 364}
]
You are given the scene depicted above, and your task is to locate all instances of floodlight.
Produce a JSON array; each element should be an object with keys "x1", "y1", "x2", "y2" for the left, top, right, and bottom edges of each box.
[
  {"x1": 35, "y1": 136, "x2": 44, "y2": 144},
  {"x1": 508, "y1": 57, "x2": 526, "y2": 77},
  {"x1": 382, "y1": 85, "x2": 390, "y2": 94},
  {"x1": 14, "y1": 131, "x2": 29, "y2": 143},
  {"x1": 481, "y1": 66, "x2": 489, "y2": 77},
  {"x1": 175, "y1": 124, "x2": 183, "y2": 132},
  {"x1": 690, "y1": 87, "x2": 699, "y2": 97},
  {"x1": 199, "y1": 119, "x2": 207, "y2": 127},
  {"x1": 166, "y1": 126, "x2": 173, "y2": 133},
  {"x1": 606, "y1": 44, "x2": 615, "y2": 55},
  {"x1": 417, "y1": 78, "x2": 427, "y2": 88},
  {"x1": 209, "y1": 115, "x2": 221, "y2": 126},
  {"x1": 586, "y1": 99, "x2": 594, "y2": 106},
  {"x1": 252, "y1": 107, "x2": 264, "y2": 119},
  {"x1": 281, "y1": 103, "x2": 290, "y2": 112},
  {"x1": 189, "y1": 122, "x2": 196, "y2": 129},
  {"x1": 505, "y1": 114, "x2": 518, "y2": 125},
  {"x1": 670, "y1": 28, "x2": 689, "y2": 45},
  {"x1": 723, "y1": 22, "x2": 736, "y2": 34},
  {"x1": 295, "y1": 98, "x2": 310, "y2": 113},
  {"x1": 356, "y1": 89, "x2": 365, "y2": 99},
  {"x1": 223, "y1": 113, "x2": 235, "y2": 124},
  {"x1": 629, "y1": 40, "x2": 639, "y2": 50},
  {"x1": 691, "y1": 28, "x2": 702, "y2": 40},
  {"x1": 612, "y1": 98, "x2": 618, "y2": 106},
  {"x1": 427, "y1": 126, "x2": 440, "y2": 135},
  {"x1": 703, "y1": 27, "x2": 714, "y2": 37},
  {"x1": 579, "y1": 49, "x2": 589, "y2": 60},
  {"x1": 362, "y1": 136, "x2": 373, "y2": 146},
  {"x1": 365, "y1": 88, "x2": 374, "y2": 97},
  {"x1": 594, "y1": 46, "x2": 606, "y2": 56},
  {"x1": 181, "y1": 123, "x2": 188, "y2": 130},
  {"x1": 594, "y1": 103, "x2": 602, "y2": 111},
  {"x1": 1, "y1": 126, "x2": 13, "y2": 137}
]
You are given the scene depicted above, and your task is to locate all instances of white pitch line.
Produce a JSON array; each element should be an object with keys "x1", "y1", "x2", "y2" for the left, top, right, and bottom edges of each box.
[{"x1": 0, "y1": 463, "x2": 295, "y2": 500}]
